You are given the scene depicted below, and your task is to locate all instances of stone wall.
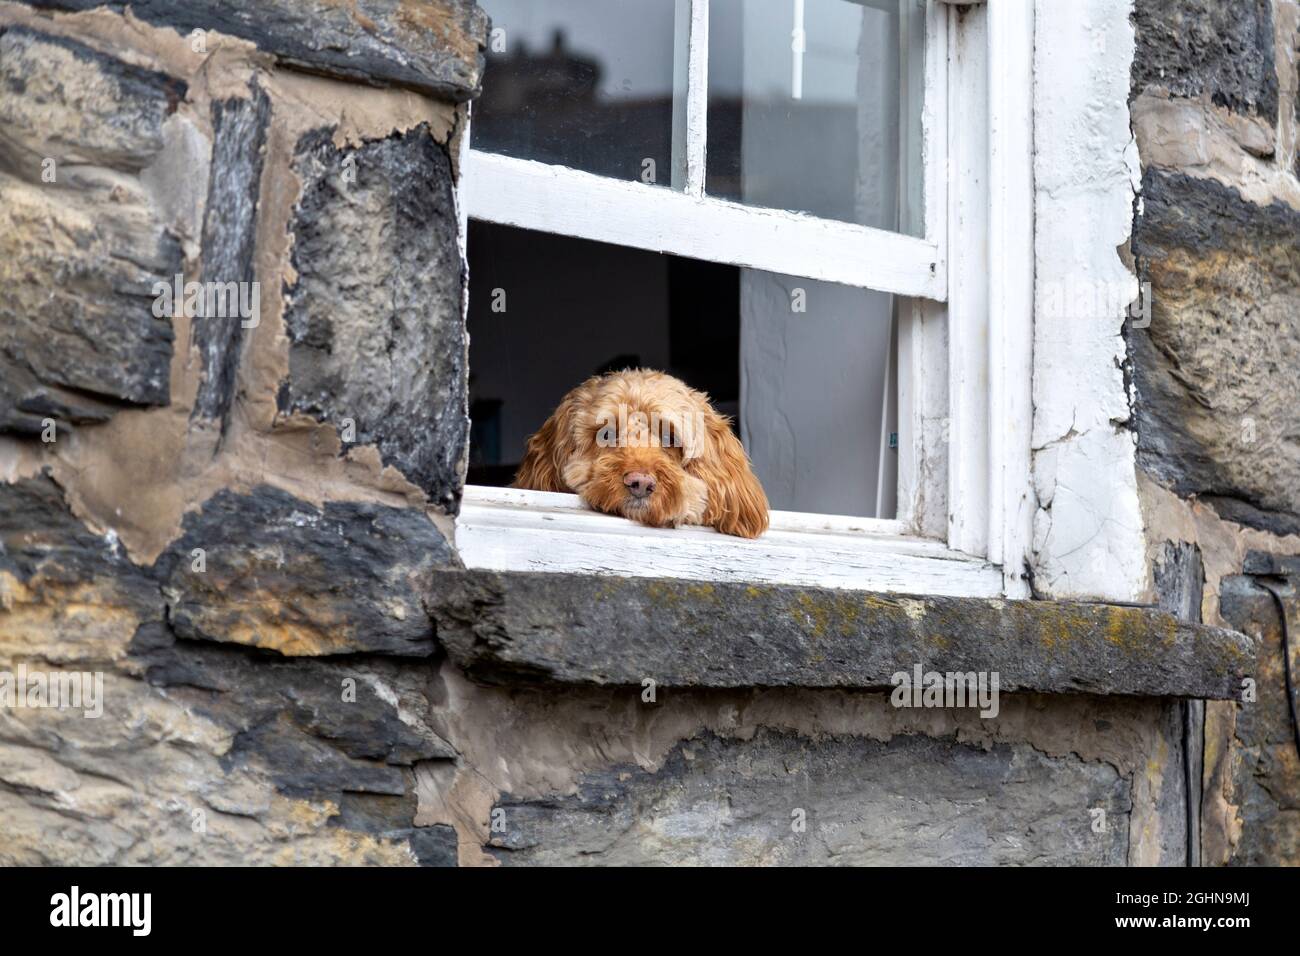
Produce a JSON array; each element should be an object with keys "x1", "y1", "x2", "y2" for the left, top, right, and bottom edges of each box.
[
  {"x1": 0, "y1": 0, "x2": 482, "y2": 864},
  {"x1": 0, "y1": 0, "x2": 1285, "y2": 867},
  {"x1": 1130, "y1": 0, "x2": 1300, "y2": 864}
]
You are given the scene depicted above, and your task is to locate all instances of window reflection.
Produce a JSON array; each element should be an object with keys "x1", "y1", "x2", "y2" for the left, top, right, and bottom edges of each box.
[
  {"x1": 708, "y1": 0, "x2": 924, "y2": 233},
  {"x1": 472, "y1": 0, "x2": 924, "y2": 234},
  {"x1": 473, "y1": 1, "x2": 677, "y2": 185}
]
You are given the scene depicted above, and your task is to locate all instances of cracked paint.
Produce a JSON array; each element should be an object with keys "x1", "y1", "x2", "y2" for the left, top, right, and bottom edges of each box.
[{"x1": 1030, "y1": 0, "x2": 1149, "y2": 602}]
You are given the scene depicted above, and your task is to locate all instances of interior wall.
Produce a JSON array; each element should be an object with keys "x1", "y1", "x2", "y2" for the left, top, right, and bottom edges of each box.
[
  {"x1": 740, "y1": 269, "x2": 893, "y2": 517},
  {"x1": 467, "y1": 222, "x2": 673, "y2": 466}
]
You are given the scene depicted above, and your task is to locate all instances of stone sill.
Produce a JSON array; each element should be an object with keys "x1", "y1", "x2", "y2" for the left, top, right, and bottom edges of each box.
[{"x1": 428, "y1": 570, "x2": 1255, "y2": 699}]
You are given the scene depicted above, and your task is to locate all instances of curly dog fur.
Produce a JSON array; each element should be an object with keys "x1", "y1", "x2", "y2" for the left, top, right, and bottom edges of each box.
[{"x1": 513, "y1": 369, "x2": 769, "y2": 538}]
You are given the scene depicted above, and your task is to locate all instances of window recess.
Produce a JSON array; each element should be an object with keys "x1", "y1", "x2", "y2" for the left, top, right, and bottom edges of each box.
[{"x1": 458, "y1": 0, "x2": 1034, "y2": 599}]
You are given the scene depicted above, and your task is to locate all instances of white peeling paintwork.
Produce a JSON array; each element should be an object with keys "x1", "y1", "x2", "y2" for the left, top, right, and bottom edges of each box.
[{"x1": 1029, "y1": 0, "x2": 1148, "y2": 602}]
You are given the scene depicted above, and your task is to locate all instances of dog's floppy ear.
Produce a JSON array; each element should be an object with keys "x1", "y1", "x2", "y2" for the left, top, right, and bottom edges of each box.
[
  {"x1": 512, "y1": 395, "x2": 576, "y2": 493},
  {"x1": 689, "y1": 408, "x2": 769, "y2": 538}
]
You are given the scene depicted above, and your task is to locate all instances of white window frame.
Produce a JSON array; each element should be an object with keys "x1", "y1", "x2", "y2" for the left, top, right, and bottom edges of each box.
[{"x1": 455, "y1": 0, "x2": 1034, "y2": 600}]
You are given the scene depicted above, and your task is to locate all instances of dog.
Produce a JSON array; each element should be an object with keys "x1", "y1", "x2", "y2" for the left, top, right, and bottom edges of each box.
[{"x1": 513, "y1": 369, "x2": 769, "y2": 538}]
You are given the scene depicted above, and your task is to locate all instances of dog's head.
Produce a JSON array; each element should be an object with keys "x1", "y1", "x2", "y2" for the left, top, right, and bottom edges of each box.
[{"x1": 513, "y1": 370, "x2": 769, "y2": 538}]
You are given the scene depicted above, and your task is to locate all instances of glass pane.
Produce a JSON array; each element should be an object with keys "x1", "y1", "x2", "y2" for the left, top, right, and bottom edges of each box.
[
  {"x1": 708, "y1": 0, "x2": 926, "y2": 234},
  {"x1": 739, "y1": 269, "x2": 894, "y2": 516},
  {"x1": 467, "y1": 220, "x2": 897, "y2": 519},
  {"x1": 473, "y1": 0, "x2": 678, "y2": 186}
]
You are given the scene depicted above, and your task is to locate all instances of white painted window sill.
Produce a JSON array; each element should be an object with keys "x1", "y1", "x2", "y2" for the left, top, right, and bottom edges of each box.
[{"x1": 455, "y1": 485, "x2": 1003, "y2": 598}]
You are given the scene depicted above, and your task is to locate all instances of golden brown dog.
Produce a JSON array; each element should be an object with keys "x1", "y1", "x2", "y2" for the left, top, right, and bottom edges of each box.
[{"x1": 513, "y1": 369, "x2": 769, "y2": 538}]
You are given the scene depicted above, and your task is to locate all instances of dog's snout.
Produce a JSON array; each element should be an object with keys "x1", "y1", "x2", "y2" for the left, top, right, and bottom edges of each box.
[{"x1": 623, "y1": 471, "x2": 656, "y2": 499}]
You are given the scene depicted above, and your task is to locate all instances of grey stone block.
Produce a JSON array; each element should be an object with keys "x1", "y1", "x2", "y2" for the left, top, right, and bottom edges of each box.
[
  {"x1": 429, "y1": 569, "x2": 1257, "y2": 699},
  {"x1": 18, "y1": 0, "x2": 487, "y2": 101},
  {"x1": 1132, "y1": 0, "x2": 1278, "y2": 121},
  {"x1": 0, "y1": 26, "x2": 179, "y2": 436},
  {"x1": 281, "y1": 126, "x2": 468, "y2": 512},
  {"x1": 156, "y1": 485, "x2": 456, "y2": 657},
  {"x1": 1131, "y1": 169, "x2": 1300, "y2": 534},
  {"x1": 489, "y1": 730, "x2": 1131, "y2": 866},
  {"x1": 0, "y1": 472, "x2": 163, "y2": 624},
  {"x1": 191, "y1": 82, "x2": 270, "y2": 427},
  {"x1": 1217, "y1": 572, "x2": 1300, "y2": 865}
]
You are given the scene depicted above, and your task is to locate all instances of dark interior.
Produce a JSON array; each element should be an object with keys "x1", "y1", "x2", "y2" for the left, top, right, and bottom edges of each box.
[{"x1": 466, "y1": 220, "x2": 740, "y2": 486}]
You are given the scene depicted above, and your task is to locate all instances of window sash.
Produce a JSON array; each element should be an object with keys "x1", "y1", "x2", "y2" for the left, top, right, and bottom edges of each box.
[
  {"x1": 462, "y1": 0, "x2": 948, "y2": 299},
  {"x1": 461, "y1": 151, "x2": 943, "y2": 297},
  {"x1": 455, "y1": 1, "x2": 1036, "y2": 599}
]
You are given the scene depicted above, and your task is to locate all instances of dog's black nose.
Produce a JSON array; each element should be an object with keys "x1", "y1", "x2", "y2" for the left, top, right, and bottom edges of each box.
[{"x1": 624, "y1": 472, "x2": 656, "y2": 498}]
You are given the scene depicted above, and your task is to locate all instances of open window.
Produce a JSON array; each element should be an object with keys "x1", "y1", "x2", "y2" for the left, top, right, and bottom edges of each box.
[{"x1": 457, "y1": 0, "x2": 1034, "y2": 598}]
